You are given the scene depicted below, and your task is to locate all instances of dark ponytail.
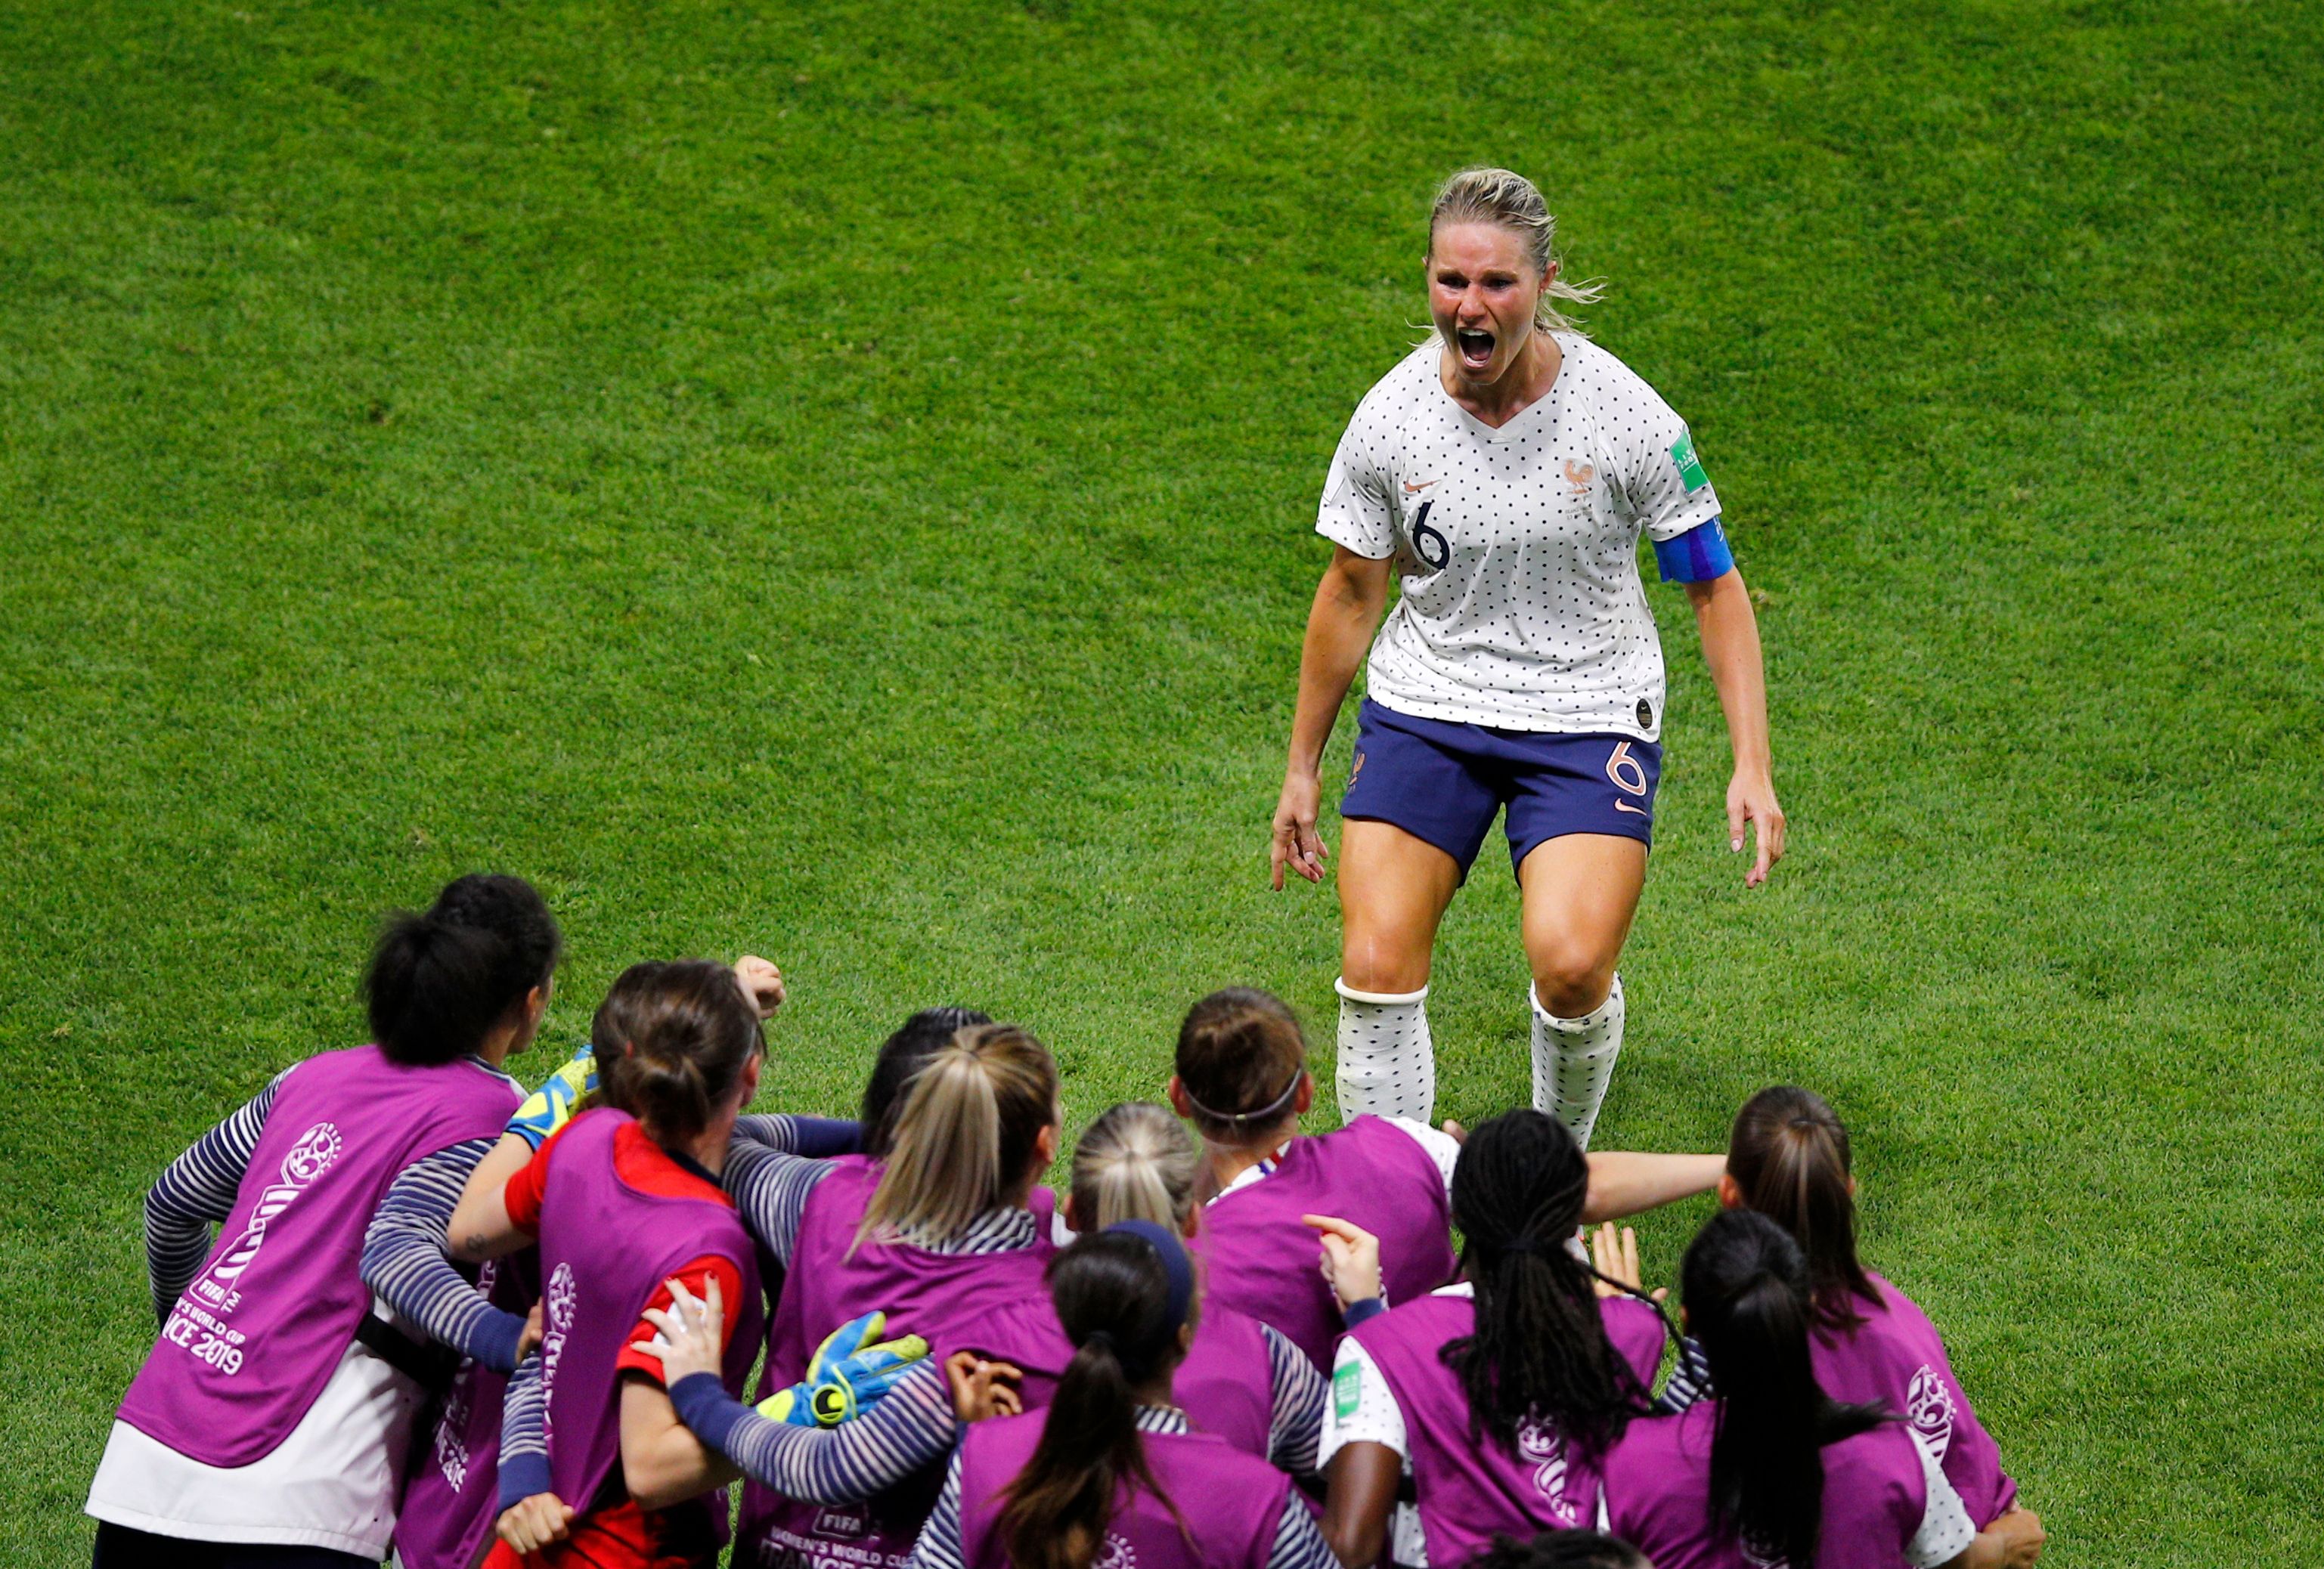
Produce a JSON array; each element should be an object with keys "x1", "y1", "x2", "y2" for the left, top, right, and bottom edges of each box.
[
  {"x1": 999, "y1": 1230, "x2": 1195, "y2": 1569},
  {"x1": 1683, "y1": 1209, "x2": 1890, "y2": 1567},
  {"x1": 1441, "y1": 1109, "x2": 1650, "y2": 1461},
  {"x1": 363, "y1": 873, "x2": 561, "y2": 1066},
  {"x1": 593, "y1": 960, "x2": 763, "y2": 1149},
  {"x1": 861, "y1": 1007, "x2": 992, "y2": 1159},
  {"x1": 1728, "y1": 1087, "x2": 1879, "y2": 1329}
]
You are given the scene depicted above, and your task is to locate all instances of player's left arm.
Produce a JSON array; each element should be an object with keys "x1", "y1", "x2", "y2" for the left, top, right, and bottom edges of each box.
[{"x1": 1684, "y1": 565, "x2": 1784, "y2": 887}]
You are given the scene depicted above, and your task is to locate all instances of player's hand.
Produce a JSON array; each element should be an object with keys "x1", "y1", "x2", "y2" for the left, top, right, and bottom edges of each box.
[
  {"x1": 735, "y1": 955, "x2": 786, "y2": 1020},
  {"x1": 1985, "y1": 1509, "x2": 2047, "y2": 1567},
  {"x1": 1727, "y1": 768, "x2": 1786, "y2": 889},
  {"x1": 1303, "y1": 1214, "x2": 1384, "y2": 1310},
  {"x1": 497, "y1": 1493, "x2": 575, "y2": 1554},
  {"x1": 1271, "y1": 771, "x2": 1328, "y2": 890},
  {"x1": 945, "y1": 1350, "x2": 1024, "y2": 1422},
  {"x1": 515, "y1": 1302, "x2": 546, "y2": 1363},
  {"x1": 632, "y1": 1273, "x2": 727, "y2": 1388},
  {"x1": 1588, "y1": 1223, "x2": 1664, "y2": 1302}
]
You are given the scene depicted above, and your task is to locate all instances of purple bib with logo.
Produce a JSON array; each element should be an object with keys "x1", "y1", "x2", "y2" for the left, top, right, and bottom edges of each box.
[
  {"x1": 114, "y1": 1045, "x2": 519, "y2": 1468},
  {"x1": 394, "y1": 1249, "x2": 538, "y2": 1569},
  {"x1": 1191, "y1": 1117, "x2": 1455, "y2": 1373},
  {"x1": 956, "y1": 1415, "x2": 1286, "y2": 1569},
  {"x1": 943, "y1": 1294, "x2": 1275, "y2": 1459},
  {"x1": 1811, "y1": 1272, "x2": 2016, "y2": 1524},
  {"x1": 1352, "y1": 1292, "x2": 1665, "y2": 1564},
  {"x1": 1600, "y1": 1402, "x2": 1926, "y2": 1569},
  {"x1": 737, "y1": 1156, "x2": 1055, "y2": 1569},
  {"x1": 535, "y1": 1109, "x2": 764, "y2": 1536}
]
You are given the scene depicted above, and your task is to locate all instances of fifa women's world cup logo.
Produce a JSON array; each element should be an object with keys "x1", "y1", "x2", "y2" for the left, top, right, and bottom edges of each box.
[
  {"x1": 1092, "y1": 1533, "x2": 1137, "y2": 1569},
  {"x1": 539, "y1": 1264, "x2": 579, "y2": 1447},
  {"x1": 1904, "y1": 1363, "x2": 1959, "y2": 1459},
  {"x1": 1515, "y1": 1419, "x2": 1579, "y2": 1525},
  {"x1": 163, "y1": 1122, "x2": 342, "y2": 1377},
  {"x1": 194, "y1": 1122, "x2": 345, "y2": 1309}
]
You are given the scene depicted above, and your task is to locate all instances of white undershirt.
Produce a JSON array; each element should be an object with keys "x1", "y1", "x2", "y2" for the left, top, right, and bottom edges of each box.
[{"x1": 87, "y1": 1328, "x2": 423, "y2": 1557}]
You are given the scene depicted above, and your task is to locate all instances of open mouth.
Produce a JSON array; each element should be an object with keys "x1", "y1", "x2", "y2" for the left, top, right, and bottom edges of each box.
[{"x1": 1455, "y1": 327, "x2": 1495, "y2": 370}]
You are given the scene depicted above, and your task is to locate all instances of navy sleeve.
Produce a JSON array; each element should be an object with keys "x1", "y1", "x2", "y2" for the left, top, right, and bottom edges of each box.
[
  {"x1": 905, "y1": 1447, "x2": 968, "y2": 1569},
  {"x1": 497, "y1": 1353, "x2": 553, "y2": 1511},
  {"x1": 1263, "y1": 1323, "x2": 1327, "y2": 1475},
  {"x1": 723, "y1": 1140, "x2": 837, "y2": 1266},
  {"x1": 733, "y1": 1114, "x2": 863, "y2": 1159},
  {"x1": 144, "y1": 1068, "x2": 290, "y2": 1323},
  {"x1": 1652, "y1": 1335, "x2": 1714, "y2": 1414},
  {"x1": 361, "y1": 1137, "x2": 527, "y2": 1372},
  {"x1": 1268, "y1": 1490, "x2": 1338, "y2": 1569},
  {"x1": 672, "y1": 1357, "x2": 958, "y2": 1500}
]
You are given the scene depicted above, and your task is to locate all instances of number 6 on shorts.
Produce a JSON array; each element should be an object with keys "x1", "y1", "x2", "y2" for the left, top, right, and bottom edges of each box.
[{"x1": 1606, "y1": 741, "x2": 1649, "y2": 797}]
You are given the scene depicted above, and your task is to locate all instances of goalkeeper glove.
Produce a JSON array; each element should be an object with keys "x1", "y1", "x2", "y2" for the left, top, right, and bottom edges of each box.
[
  {"x1": 507, "y1": 1040, "x2": 597, "y2": 1150},
  {"x1": 757, "y1": 1311, "x2": 929, "y2": 1427}
]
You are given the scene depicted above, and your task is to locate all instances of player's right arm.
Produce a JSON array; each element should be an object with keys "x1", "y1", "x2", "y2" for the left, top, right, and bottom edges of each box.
[{"x1": 1274, "y1": 545, "x2": 1392, "y2": 890}]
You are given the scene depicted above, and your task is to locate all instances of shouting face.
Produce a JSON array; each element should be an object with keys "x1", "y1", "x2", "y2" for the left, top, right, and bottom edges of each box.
[{"x1": 1427, "y1": 220, "x2": 1548, "y2": 389}]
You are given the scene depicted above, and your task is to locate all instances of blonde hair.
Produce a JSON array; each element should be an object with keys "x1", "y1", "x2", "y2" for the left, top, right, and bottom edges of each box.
[
  {"x1": 1429, "y1": 166, "x2": 1604, "y2": 336},
  {"x1": 1071, "y1": 1103, "x2": 1199, "y2": 1230},
  {"x1": 855, "y1": 1022, "x2": 1059, "y2": 1250}
]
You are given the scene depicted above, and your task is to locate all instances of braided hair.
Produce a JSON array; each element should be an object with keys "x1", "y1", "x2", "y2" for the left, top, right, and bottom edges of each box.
[{"x1": 1440, "y1": 1109, "x2": 1652, "y2": 1461}]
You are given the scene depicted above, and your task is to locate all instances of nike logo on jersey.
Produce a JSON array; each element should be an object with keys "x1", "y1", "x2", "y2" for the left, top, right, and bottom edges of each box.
[
  {"x1": 1614, "y1": 801, "x2": 1649, "y2": 816},
  {"x1": 1402, "y1": 479, "x2": 1438, "y2": 494}
]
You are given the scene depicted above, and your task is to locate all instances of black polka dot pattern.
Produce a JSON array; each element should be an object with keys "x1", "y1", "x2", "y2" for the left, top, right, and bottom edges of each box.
[
  {"x1": 1530, "y1": 974, "x2": 1625, "y2": 1150},
  {"x1": 1334, "y1": 992, "x2": 1435, "y2": 1123},
  {"x1": 1316, "y1": 333, "x2": 1722, "y2": 742}
]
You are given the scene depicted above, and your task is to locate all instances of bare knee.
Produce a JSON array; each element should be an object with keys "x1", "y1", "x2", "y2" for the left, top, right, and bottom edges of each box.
[
  {"x1": 1342, "y1": 930, "x2": 1432, "y2": 996},
  {"x1": 1531, "y1": 949, "x2": 1613, "y2": 1018}
]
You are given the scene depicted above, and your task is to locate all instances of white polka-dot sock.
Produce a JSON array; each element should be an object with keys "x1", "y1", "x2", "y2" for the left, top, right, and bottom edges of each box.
[
  {"x1": 1530, "y1": 975, "x2": 1624, "y2": 1149},
  {"x1": 1334, "y1": 977, "x2": 1434, "y2": 1125}
]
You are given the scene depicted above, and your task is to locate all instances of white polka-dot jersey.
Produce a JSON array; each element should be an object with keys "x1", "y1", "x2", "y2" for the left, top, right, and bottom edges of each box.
[{"x1": 1316, "y1": 333, "x2": 1723, "y2": 740}]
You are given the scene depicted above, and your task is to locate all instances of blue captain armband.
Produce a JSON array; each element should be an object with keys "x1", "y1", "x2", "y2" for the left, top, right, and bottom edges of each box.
[{"x1": 1652, "y1": 516, "x2": 1734, "y2": 583}]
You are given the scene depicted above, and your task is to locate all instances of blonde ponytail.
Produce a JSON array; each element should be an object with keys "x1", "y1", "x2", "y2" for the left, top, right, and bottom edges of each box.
[
  {"x1": 855, "y1": 1023, "x2": 1058, "y2": 1250},
  {"x1": 1071, "y1": 1103, "x2": 1198, "y2": 1231},
  {"x1": 1429, "y1": 166, "x2": 1604, "y2": 336}
]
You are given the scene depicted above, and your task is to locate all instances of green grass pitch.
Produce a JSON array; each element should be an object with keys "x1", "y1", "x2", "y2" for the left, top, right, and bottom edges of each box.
[{"x1": 2, "y1": 0, "x2": 2319, "y2": 1561}]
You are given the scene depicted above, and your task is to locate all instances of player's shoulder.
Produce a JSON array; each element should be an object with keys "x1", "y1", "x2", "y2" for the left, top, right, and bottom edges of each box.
[
  {"x1": 1344, "y1": 337, "x2": 1444, "y2": 434},
  {"x1": 1557, "y1": 332, "x2": 1669, "y2": 407}
]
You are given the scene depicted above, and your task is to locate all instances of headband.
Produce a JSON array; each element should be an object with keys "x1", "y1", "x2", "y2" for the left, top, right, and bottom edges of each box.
[
  {"x1": 1105, "y1": 1219, "x2": 1196, "y2": 1335},
  {"x1": 1178, "y1": 1068, "x2": 1302, "y2": 1129}
]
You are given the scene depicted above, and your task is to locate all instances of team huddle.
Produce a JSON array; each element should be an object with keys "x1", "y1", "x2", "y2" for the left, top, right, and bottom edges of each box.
[
  {"x1": 85, "y1": 878, "x2": 2045, "y2": 1569},
  {"x1": 88, "y1": 167, "x2": 2044, "y2": 1569}
]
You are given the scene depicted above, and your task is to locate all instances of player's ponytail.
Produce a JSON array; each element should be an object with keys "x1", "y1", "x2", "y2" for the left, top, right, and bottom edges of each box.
[
  {"x1": 1173, "y1": 988, "x2": 1309, "y2": 1146},
  {"x1": 1442, "y1": 1109, "x2": 1650, "y2": 1461},
  {"x1": 1727, "y1": 1086, "x2": 1880, "y2": 1329},
  {"x1": 1000, "y1": 1227, "x2": 1196, "y2": 1569},
  {"x1": 856, "y1": 1022, "x2": 1058, "y2": 1250},
  {"x1": 1684, "y1": 1209, "x2": 1890, "y2": 1568},
  {"x1": 363, "y1": 873, "x2": 561, "y2": 1066},
  {"x1": 1429, "y1": 167, "x2": 1604, "y2": 336},
  {"x1": 595, "y1": 960, "x2": 764, "y2": 1150},
  {"x1": 1071, "y1": 1102, "x2": 1199, "y2": 1230},
  {"x1": 861, "y1": 1007, "x2": 993, "y2": 1159}
]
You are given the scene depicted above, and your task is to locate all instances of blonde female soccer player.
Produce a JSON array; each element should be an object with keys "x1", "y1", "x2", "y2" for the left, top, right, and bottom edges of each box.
[{"x1": 1269, "y1": 166, "x2": 1784, "y2": 1143}]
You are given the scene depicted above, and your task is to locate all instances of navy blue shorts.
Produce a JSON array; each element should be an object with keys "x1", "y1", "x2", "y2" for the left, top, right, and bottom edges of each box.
[{"x1": 1340, "y1": 698, "x2": 1662, "y2": 880}]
